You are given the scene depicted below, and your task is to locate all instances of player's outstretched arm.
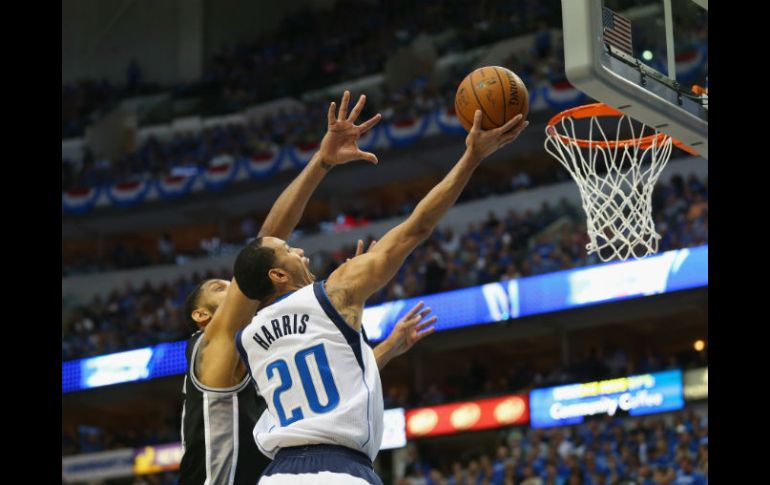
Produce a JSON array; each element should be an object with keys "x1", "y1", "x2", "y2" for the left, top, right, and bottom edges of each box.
[
  {"x1": 326, "y1": 111, "x2": 528, "y2": 320},
  {"x1": 198, "y1": 92, "x2": 381, "y2": 388},
  {"x1": 195, "y1": 278, "x2": 265, "y2": 387},
  {"x1": 258, "y1": 90, "x2": 381, "y2": 241}
]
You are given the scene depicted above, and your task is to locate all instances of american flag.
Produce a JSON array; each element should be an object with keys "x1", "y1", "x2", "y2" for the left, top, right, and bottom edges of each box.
[{"x1": 602, "y1": 7, "x2": 633, "y2": 56}]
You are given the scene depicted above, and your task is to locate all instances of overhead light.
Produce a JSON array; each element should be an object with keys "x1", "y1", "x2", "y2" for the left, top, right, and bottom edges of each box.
[{"x1": 693, "y1": 339, "x2": 705, "y2": 352}]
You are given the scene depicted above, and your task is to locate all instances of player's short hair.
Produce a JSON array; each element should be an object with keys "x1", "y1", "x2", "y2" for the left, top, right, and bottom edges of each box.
[
  {"x1": 234, "y1": 237, "x2": 277, "y2": 301},
  {"x1": 184, "y1": 279, "x2": 212, "y2": 334}
]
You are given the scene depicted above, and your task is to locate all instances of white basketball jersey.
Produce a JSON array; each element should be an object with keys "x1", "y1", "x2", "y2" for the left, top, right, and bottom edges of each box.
[{"x1": 235, "y1": 281, "x2": 384, "y2": 462}]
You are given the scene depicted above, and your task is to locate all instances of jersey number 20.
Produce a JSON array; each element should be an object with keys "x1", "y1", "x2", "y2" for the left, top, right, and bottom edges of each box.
[{"x1": 266, "y1": 343, "x2": 340, "y2": 426}]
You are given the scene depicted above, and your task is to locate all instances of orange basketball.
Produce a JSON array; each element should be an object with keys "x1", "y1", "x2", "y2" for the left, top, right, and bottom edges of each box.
[{"x1": 454, "y1": 66, "x2": 529, "y2": 132}]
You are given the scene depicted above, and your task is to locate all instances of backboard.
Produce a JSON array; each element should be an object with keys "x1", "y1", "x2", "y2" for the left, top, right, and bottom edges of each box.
[{"x1": 560, "y1": 0, "x2": 708, "y2": 158}]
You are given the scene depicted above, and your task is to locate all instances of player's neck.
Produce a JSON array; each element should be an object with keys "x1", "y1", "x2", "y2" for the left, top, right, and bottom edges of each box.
[{"x1": 259, "y1": 285, "x2": 304, "y2": 309}]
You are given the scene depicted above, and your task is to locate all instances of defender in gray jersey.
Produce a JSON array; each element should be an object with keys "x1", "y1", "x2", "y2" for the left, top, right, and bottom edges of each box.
[
  {"x1": 233, "y1": 109, "x2": 529, "y2": 484},
  {"x1": 178, "y1": 91, "x2": 386, "y2": 485}
]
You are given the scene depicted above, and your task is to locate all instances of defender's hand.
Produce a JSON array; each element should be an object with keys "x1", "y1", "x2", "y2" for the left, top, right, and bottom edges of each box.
[
  {"x1": 319, "y1": 90, "x2": 382, "y2": 167},
  {"x1": 465, "y1": 111, "x2": 529, "y2": 162},
  {"x1": 384, "y1": 301, "x2": 437, "y2": 358},
  {"x1": 347, "y1": 239, "x2": 377, "y2": 262}
]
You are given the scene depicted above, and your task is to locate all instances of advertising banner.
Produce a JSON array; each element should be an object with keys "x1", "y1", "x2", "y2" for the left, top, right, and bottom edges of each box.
[
  {"x1": 683, "y1": 367, "x2": 708, "y2": 401},
  {"x1": 530, "y1": 370, "x2": 685, "y2": 428},
  {"x1": 133, "y1": 443, "x2": 185, "y2": 475},
  {"x1": 406, "y1": 394, "x2": 529, "y2": 438}
]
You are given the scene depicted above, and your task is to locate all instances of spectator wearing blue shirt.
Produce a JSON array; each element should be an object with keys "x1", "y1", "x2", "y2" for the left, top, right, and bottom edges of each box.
[
  {"x1": 491, "y1": 446, "x2": 508, "y2": 484},
  {"x1": 605, "y1": 454, "x2": 624, "y2": 482},
  {"x1": 630, "y1": 464, "x2": 656, "y2": 485},
  {"x1": 530, "y1": 252, "x2": 559, "y2": 275},
  {"x1": 519, "y1": 465, "x2": 542, "y2": 485},
  {"x1": 674, "y1": 459, "x2": 707, "y2": 485},
  {"x1": 542, "y1": 462, "x2": 566, "y2": 485},
  {"x1": 446, "y1": 461, "x2": 469, "y2": 485},
  {"x1": 580, "y1": 451, "x2": 606, "y2": 484},
  {"x1": 479, "y1": 454, "x2": 500, "y2": 485}
]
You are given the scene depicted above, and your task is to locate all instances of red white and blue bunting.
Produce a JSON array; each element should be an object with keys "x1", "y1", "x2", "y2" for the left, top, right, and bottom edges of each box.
[
  {"x1": 202, "y1": 155, "x2": 240, "y2": 191},
  {"x1": 288, "y1": 141, "x2": 321, "y2": 168},
  {"x1": 105, "y1": 180, "x2": 152, "y2": 208},
  {"x1": 244, "y1": 145, "x2": 285, "y2": 180},
  {"x1": 357, "y1": 122, "x2": 382, "y2": 151},
  {"x1": 434, "y1": 108, "x2": 467, "y2": 136},
  {"x1": 155, "y1": 173, "x2": 198, "y2": 200},
  {"x1": 653, "y1": 45, "x2": 708, "y2": 85},
  {"x1": 677, "y1": 45, "x2": 707, "y2": 84},
  {"x1": 62, "y1": 186, "x2": 102, "y2": 215},
  {"x1": 540, "y1": 80, "x2": 589, "y2": 111},
  {"x1": 73, "y1": 67, "x2": 706, "y2": 213},
  {"x1": 383, "y1": 115, "x2": 432, "y2": 147}
]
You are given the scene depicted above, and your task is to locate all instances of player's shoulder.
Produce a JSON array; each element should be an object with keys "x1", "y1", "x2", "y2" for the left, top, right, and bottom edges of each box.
[{"x1": 185, "y1": 330, "x2": 204, "y2": 357}]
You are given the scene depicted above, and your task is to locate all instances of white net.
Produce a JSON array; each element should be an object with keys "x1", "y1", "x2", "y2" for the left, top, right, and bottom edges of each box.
[{"x1": 544, "y1": 106, "x2": 674, "y2": 261}]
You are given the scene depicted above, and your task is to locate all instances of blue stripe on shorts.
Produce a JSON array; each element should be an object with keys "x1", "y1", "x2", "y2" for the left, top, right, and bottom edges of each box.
[{"x1": 262, "y1": 444, "x2": 383, "y2": 485}]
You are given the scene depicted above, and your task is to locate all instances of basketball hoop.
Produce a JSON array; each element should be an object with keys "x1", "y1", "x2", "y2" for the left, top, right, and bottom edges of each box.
[{"x1": 544, "y1": 103, "x2": 697, "y2": 261}]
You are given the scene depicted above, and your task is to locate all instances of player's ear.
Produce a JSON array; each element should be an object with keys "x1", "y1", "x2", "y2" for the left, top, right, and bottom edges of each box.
[
  {"x1": 191, "y1": 308, "x2": 211, "y2": 326},
  {"x1": 268, "y1": 268, "x2": 288, "y2": 285}
]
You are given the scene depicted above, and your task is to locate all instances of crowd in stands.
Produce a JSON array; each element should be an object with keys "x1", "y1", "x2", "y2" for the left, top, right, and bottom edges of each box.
[
  {"x1": 62, "y1": 0, "x2": 559, "y2": 139},
  {"x1": 62, "y1": 267, "x2": 229, "y2": 360},
  {"x1": 400, "y1": 407, "x2": 708, "y2": 485},
  {"x1": 63, "y1": 0, "x2": 707, "y2": 191},
  {"x1": 63, "y1": 406, "x2": 708, "y2": 484},
  {"x1": 62, "y1": 60, "x2": 160, "y2": 138},
  {"x1": 60, "y1": 49, "x2": 544, "y2": 192},
  {"x1": 323, "y1": 173, "x2": 708, "y2": 306},
  {"x1": 62, "y1": 421, "x2": 179, "y2": 457},
  {"x1": 61, "y1": 174, "x2": 707, "y2": 361},
  {"x1": 61, "y1": 0, "x2": 575, "y2": 192},
  {"x1": 65, "y1": 407, "x2": 709, "y2": 485},
  {"x1": 129, "y1": 472, "x2": 178, "y2": 485},
  {"x1": 61, "y1": 156, "x2": 551, "y2": 276},
  {"x1": 183, "y1": 0, "x2": 555, "y2": 115}
]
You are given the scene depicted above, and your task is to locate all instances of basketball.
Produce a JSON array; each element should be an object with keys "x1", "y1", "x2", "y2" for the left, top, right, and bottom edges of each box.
[{"x1": 454, "y1": 66, "x2": 529, "y2": 132}]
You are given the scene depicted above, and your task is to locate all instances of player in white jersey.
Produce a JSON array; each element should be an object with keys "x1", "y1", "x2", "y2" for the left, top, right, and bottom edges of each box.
[
  {"x1": 177, "y1": 90, "x2": 387, "y2": 484},
  {"x1": 234, "y1": 108, "x2": 529, "y2": 484}
]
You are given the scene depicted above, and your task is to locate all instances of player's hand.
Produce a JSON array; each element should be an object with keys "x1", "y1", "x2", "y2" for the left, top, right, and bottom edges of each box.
[
  {"x1": 318, "y1": 90, "x2": 382, "y2": 167},
  {"x1": 346, "y1": 239, "x2": 377, "y2": 262},
  {"x1": 384, "y1": 301, "x2": 437, "y2": 358},
  {"x1": 465, "y1": 111, "x2": 529, "y2": 162}
]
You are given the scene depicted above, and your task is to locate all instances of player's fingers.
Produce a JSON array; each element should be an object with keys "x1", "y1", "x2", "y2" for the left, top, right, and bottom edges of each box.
[
  {"x1": 416, "y1": 316, "x2": 438, "y2": 331},
  {"x1": 348, "y1": 94, "x2": 366, "y2": 123},
  {"x1": 328, "y1": 101, "x2": 336, "y2": 125},
  {"x1": 404, "y1": 301, "x2": 425, "y2": 320},
  {"x1": 338, "y1": 90, "x2": 350, "y2": 120},
  {"x1": 358, "y1": 113, "x2": 382, "y2": 134},
  {"x1": 367, "y1": 240, "x2": 377, "y2": 252},
  {"x1": 355, "y1": 239, "x2": 364, "y2": 257},
  {"x1": 470, "y1": 110, "x2": 483, "y2": 133},
  {"x1": 502, "y1": 120, "x2": 529, "y2": 143},
  {"x1": 415, "y1": 325, "x2": 437, "y2": 341},
  {"x1": 409, "y1": 308, "x2": 432, "y2": 326},
  {"x1": 415, "y1": 308, "x2": 432, "y2": 320},
  {"x1": 497, "y1": 114, "x2": 524, "y2": 135},
  {"x1": 357, "y1": 150, "x2": 378, "y2": 164}
]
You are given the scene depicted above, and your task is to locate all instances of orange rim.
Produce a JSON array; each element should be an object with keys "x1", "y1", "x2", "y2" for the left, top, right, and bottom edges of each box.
[{"x1": 546, "y1": 102, "x2": 699, "y2": 155}]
